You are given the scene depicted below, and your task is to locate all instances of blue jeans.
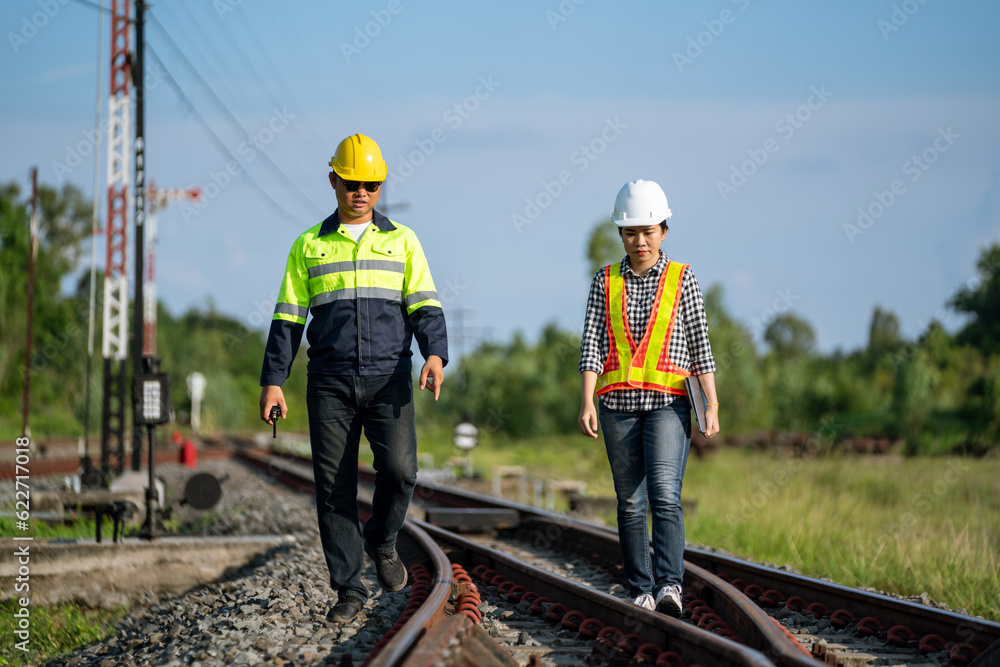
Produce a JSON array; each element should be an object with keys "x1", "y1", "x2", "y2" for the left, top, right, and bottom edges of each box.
[
  {"x1": 306, "y1": 373, "x2": 417, "y2": 601},
  {"x1": 599, "y1": 399, "x2": 691, "y2": 598}
]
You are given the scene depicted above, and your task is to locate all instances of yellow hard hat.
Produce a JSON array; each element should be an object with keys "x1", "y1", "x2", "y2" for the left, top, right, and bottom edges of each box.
[{"x1": 329, "y1": 133, "x2": 388, "y2": 181}]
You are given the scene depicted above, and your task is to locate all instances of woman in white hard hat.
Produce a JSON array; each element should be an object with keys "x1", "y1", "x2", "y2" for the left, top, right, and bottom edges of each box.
[{"x1": 578, "y1": 179, "x2": 719, "y2": 617}]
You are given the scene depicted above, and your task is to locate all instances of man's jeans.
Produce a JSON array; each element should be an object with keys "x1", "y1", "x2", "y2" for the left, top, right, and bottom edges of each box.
[
  {"x1": 306, "y1": 373, "x2": 417, "y2": 601},
  {"x1": 599, "y1": 399, "x2": 691, "y2": 598}
]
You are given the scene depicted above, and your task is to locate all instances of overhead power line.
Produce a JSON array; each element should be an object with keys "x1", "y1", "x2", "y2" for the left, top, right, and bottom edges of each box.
[
  {"x1": 145, "y1": 43, "x2": 300, "y2": 222},
  {"x1": 158, "y1": 1, "x2": 268, "y2": 125},
  {"x1": 193, "y1": 0, "x2": 330, "y2": 170},
  {"x1": 147, "y1": 10, "x2": 326, "y2": 219},
  {"x1": 168, "y1": 1, "x2": 325, "y2": 181},
  {"x1": 67, "y1": 0, "x2": 114, "y2": 16},
  {"x1": 68, "y1": 0, "x2": 306, "y2": 220}
]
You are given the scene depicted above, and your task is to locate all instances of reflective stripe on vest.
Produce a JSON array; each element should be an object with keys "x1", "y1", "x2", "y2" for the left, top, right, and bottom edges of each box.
[
  {"x1": 597, "y1": 261, "x2": 691, "y2": 396},
  {"x1": 271, "y1": 220, "x2": 443, "y2": 327}
]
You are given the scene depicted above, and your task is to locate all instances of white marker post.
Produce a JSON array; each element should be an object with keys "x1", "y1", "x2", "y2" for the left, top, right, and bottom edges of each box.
[{"x1": 187, "y1": 372, "x2": 207, "y2": 434}]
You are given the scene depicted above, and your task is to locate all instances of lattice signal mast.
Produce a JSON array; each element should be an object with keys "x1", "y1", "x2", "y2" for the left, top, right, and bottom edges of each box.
[
  {"x1": 144, "y1": 182, "x2": 202, "y2": 356},
  {"x1": 100, "y1": 0, "x2": 131, "y2": 477}
]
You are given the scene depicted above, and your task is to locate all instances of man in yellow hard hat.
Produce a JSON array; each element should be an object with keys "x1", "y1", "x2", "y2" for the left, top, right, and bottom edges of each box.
[{"x1": 259, "y1": 133, "x2": 448, "y2": 623}]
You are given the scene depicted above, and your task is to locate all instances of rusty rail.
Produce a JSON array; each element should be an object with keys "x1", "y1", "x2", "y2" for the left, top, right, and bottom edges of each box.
[
  {"x1": 162, "y1": 447, "x2": 1000, "y2": 665},
  {"x1": 519, "y1": 516, "x2": 815, "y2": 667},
  {"x1": 416, "y1": 518, "x2": 775, "y2": 667},
  {"x1": 375, "y1": 463, "x2": 1000, "y2": 663},
  {"x1": 235, "y1": 448, "x2": 518, "y2": 667}
]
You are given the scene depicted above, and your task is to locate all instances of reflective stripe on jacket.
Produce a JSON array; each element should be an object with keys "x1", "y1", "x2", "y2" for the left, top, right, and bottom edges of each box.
[
  {"x1": 597, "y1": 260, "x2": 690, "y2": 396},
  {"x1": 260, "y1": 210, "x2": 448, "y2": 384}
]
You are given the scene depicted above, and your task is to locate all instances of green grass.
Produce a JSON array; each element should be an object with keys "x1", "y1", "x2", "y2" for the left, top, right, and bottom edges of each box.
[
  {"x1": 683, "y1": 449, "x2": 1000, "y2": 621},
  {"x1": 0, "y1": 514, "x2": 128, "y2": 665},
  {"x1": 0, "y1": 516, "x2": 122, "y2": 542},
  {"x1": 414, "y1": 429, "x2": 1000, "y2": 621},
  {"x1": 0, "y1": 600, "x2": 127, "y2": 666}
]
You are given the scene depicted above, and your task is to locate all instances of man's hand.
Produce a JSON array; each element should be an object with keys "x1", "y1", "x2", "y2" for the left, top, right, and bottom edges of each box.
[
  {"x1": 419, "y1": 355, "x2": 444, "y2": 401},
  {"x1": 260, "y1": 385, "x2": 287, "y2": 424}
]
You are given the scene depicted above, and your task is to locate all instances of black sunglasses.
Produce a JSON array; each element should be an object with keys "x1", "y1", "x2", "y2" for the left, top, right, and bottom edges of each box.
[{"x1": 342, "y1": 179, "x2": 381, "y2": 193}]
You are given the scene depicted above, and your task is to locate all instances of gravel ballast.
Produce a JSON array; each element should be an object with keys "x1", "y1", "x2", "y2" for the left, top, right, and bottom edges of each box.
[{"x1": 49, "y1": 458, "x2": 409, "y2": 667}]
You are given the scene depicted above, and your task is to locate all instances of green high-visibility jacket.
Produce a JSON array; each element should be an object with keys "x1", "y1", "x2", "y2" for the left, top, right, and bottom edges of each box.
[{"x1": 260, "y1": 210, "x2": 448, "y2": 385}]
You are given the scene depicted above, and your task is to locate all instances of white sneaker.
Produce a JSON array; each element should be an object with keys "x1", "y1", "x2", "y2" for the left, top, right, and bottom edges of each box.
[
  {"x1": 631, "y1": 593, "x2": 655, "y2": 610},
  {"x1": 655, "y1": 585, "x2": 683, "y2": 618}
]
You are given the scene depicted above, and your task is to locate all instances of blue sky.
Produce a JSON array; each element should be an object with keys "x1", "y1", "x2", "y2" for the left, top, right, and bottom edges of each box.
[{"x1": 2, "y1": 0, "x2": 999, "y2": 361}]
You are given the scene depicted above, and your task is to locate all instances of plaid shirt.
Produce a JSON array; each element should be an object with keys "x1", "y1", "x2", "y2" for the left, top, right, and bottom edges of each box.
[{"x1": 579, "y1": 251, "x2": 716, "y2": 412}]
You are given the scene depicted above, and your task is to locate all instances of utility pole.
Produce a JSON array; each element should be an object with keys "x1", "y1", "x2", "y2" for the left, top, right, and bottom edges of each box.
[
  {"x1": 82, "y1": 0, "x2": 105, "y2": 488},
  {"x1": 100, "y1": 0, "x2": 131, "y2": 479},
  {"x1": 145, "y1": 182, "x2": 201, "y2": 356},
  {"x1": 131, "y1": 0, "x2": 147, "y2": 472},
  {"x1": 130, "y1": 0, "x2": 161, "y2": 541},
  {"x1": 22, "y1": 167, "x2": 38, "y2": 439}
]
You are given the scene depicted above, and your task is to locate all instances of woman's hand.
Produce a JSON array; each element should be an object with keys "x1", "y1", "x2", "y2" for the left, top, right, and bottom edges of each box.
[
  {"x1": 579, "y1": 401, "x2": 599, "y2": 438},
  {"x1": 579, "y1": 370, "x2": 599, "y2": 438},
  {"x1": 703, "y1": 404, "x2": 720, "y2": 438}
]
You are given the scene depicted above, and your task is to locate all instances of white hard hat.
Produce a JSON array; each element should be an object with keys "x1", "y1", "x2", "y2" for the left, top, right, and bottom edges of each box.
[{"x1": 611, "y1": 179, "x2": 672, "y2": 227}]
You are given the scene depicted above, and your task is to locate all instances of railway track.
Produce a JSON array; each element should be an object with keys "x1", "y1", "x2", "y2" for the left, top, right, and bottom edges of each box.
[
  {"x1": 235, "y1": 446, "x2": 1000, "y2": 667},
  {"x1": 10, "y1": 448, "x2": 998, "y2": 666},
  {"x1": 237, "y1": 447, "x2": 772, "y2": 666}
]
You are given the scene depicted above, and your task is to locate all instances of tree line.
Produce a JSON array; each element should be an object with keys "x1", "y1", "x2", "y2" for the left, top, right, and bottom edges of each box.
[
  {"x1": 2, "y1": 182, "x2": 997, "y2": 454},
  {"x1": 427, "y1": 225, "x2": 1000, "y2": 456}
]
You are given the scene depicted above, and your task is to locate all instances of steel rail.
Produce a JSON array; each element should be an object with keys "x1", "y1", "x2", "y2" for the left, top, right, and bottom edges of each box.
[
  {"x1": 684, "y1": 546, "x2": 1000, "y2": 658},
  {"x1": 234, "y1": 449, "x2": 462, "y2": 667},
  {"x1": 365, "y1": 520, "x2": 455, "y2": 667},
  {"x1": 0, "y1": 447, "x2": 232, "y2": 479},
  {"x1": 370, "y1": 466, "x2": 1000, "y2": 662},
  {"x1": 416, "y1": 518, "x2": 776, "y2": 667},
  {"x1": 259, "y1": 448, "x2": 1000, "y2": 663},
  {"x1": 518, "y1": 516, "x2": 815, "y2": 667},
  {"x1": 245, "y1": 448, "x2": 778, "y2": 665}
]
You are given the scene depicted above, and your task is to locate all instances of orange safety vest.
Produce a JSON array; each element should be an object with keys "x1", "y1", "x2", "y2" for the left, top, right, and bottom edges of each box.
[{"x1": 597, "y1": 261, "x2": 691, "y2": 396}]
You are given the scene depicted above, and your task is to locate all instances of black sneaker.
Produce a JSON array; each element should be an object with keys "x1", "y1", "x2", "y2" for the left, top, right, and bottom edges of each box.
[
  {"x1": 326, "y1": 595, "x2": 365, "y2": 624},
  {"x1": 364, "y1": 543, "x2": 408, "y2": 592}
]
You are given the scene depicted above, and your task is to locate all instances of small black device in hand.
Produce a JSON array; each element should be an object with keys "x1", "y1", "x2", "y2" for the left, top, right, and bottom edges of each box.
[{"x1": 269, "y1": 406, "x2": 281, "y2": 438}]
